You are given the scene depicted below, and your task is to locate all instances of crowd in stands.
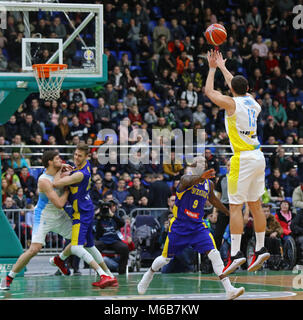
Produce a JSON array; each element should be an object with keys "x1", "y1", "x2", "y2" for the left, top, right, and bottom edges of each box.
[{"x1": 1, "y1": 0, "x2": 303, "y2": 271}]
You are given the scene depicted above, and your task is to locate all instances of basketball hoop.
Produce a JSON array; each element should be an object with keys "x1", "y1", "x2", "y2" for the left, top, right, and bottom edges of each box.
[{"x1": 32, "y1": 64, "x2": 67, "y2": 101}]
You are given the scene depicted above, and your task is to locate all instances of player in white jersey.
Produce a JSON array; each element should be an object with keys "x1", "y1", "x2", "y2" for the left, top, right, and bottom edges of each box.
[
  {"x1": 0, "y1": 150, "x2": 72, "y2": 290},
  {"x1": 205, "y1": 50, "x2": 270, "y2": 275}
]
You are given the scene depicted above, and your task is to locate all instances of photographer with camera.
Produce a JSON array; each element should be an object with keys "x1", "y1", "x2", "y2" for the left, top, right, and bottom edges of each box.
[{"x1": 94, "y1": 199, "x2": 130, "y2": 275}]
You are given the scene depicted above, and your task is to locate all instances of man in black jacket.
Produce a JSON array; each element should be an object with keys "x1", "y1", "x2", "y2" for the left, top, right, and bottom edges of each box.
[
  {"x1": 95, "y1": 200, "x2": 129, "y2": 274},
  {"x1": 290, "y1": 210, "x2": 303, "y2": 264}
]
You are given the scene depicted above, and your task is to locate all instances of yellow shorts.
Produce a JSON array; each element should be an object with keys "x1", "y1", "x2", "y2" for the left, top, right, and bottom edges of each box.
[{"x1": 228, "y1": 149, "x2": 266, "y2": 204}]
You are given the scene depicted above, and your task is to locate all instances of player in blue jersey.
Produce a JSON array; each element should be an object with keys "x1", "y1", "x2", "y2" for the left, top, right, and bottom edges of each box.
[
  {"x1": 138, "y1": 157, "x2": 245, "y2": 300},
  {"x1": 52, "y1": 142, "x2": 118, "y2": 288}
]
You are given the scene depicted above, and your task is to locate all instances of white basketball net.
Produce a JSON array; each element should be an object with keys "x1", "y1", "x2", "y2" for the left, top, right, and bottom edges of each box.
[{"x1": 33, "y1": 65, "x2": 67, "y2": 101}]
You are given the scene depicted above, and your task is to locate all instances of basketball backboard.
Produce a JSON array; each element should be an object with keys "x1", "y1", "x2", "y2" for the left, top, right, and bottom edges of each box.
[{"x1": 0, "y1": 1, "x2": 106, "y2": 85}]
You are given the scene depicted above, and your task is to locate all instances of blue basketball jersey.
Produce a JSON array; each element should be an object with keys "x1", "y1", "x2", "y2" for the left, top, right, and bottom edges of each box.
[
  {"x1": 172, "y1": 179, "x2": 211, "y2": 232},
  {"x1": 68, "y1": 160, "x2": 94, "y2": 223}
]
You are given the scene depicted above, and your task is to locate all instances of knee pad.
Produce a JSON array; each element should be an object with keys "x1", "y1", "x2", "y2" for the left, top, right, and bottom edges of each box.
[
  {"x1": 71, "y1": 245, "x2": 94, "y2": 265},
  {"x1": 85, "y1": 246, "x2": 104, "y2": 264},
  {"x1": 207, "y1": 249, "x2": 224, "y2": 276},
  {"x1": 151, "y1": 255, "x2": 171, "y2": 272}
]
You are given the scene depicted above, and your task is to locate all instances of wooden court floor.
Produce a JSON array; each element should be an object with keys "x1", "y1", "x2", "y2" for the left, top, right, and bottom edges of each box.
[{"x1": 1, "y1": 270, "x2": 303, "y2": 300}]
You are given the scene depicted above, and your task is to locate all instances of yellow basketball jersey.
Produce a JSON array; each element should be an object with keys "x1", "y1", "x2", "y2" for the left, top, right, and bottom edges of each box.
[{"x1": 225, "y1": 95, "x2": 261, "y2": 153}]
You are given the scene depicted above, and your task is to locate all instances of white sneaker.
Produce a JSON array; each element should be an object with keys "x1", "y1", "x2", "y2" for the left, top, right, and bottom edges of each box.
[
  {"x1": 226, "y1": 286, "x2": 245, "y2": 300},
  {"x1": 137, "y1": 269, "x2": 154, "y2": 295}
]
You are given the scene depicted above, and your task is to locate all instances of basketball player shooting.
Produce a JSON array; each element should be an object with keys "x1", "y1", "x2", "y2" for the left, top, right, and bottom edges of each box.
[{"x1": 205, "y1": 50, "x2": 270, "y2": 275}]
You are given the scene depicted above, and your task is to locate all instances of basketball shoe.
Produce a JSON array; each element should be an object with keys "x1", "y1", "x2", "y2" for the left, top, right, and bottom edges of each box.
[
  {"x1": 92, "y1": 275, "x2": 118, "y2": 288},
  {"x1": 49, "y1": 255, "x2": 71, "y2": 276},
  {"x1": 226, "y1": 286, "x2": 245, "y2": 300},
  {"x1": 247, "y1": 247, "x2": 270, "y2": 272},
  {"x1": 137, "y1": 269, "x2": 154, "y2": 295},
  {"x1": 222, "y1": 251, "x2": 246, "y2": 276},
  {"x1": 0, "y1": 276, "x2": 13, "y2": 290}
]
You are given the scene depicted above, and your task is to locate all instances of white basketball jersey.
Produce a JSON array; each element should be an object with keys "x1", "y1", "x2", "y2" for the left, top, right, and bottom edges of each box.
[
  {"x1": 35, "y1": 172, "x2": 65, "y2": 220},
  {"x1": 224, "y1": 95, "x2": 262, "y2": 154}
]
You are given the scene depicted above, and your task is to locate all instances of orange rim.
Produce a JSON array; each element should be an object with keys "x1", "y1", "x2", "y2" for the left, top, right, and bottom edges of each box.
[{"x1": 32, "y1": 64, "x2": 67, "y2": 78}]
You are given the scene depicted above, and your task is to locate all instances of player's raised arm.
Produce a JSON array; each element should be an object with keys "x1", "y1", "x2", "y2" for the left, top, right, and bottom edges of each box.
[
  {"x1": 178, "y1": 169, "x2": 216, "y2": 192},
  {"x1": 208, "y1": 180, "x2": 230, "y2": 216},
  {"x1": 53, "y1": 168, "x2": 84, "y2": 188},
  {"x1": 39, "y1": 179, "x2": 69, "y2": 209},
  {"x1": 205, "y1": 50, "x2": 236, "y2": 115},
  {"x1": 215, "y1": 51, "x2": 233, "y2": 90}
]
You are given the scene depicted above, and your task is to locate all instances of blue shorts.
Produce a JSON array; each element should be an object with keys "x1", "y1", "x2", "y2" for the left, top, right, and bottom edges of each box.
[
  {"x1": 162, "y1": 218, "x2": 216, "y2": 258},
  {"x1": 71, "y1": 217, "x2": 95, "y2": 247}
]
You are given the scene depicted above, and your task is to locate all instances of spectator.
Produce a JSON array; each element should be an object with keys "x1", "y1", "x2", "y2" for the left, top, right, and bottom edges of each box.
[
  {"x1": 290, "y1": 207, "x2": 303, "y2": 265},
  {"x1": 8, "y1": 149, "x2": 30, "y2": 173},
  {"x1": 268, "y1": 180, "x2": 285, "y2": 205},
  {"x1": 245, "y1": 6, "x2": 262, "y2": 33},
  {"x1": 269, "y1": 99, "x2": 288, "y2": 127},
  {"x1": 162, "y1": 151, "x2": 184, "y2": 181},
  {"x1": 112, "y1": 179, "x2": 129, "y2": 204},
  {"x1": 69, "y1": 88, "x2": 87, "y2": 104},
  {"x1": 159, "y1": 194, "x2": 176, "y2": 226},
  {"x1": 275, "y1": 200, "x2": 293, "y2": 242},
  {"x1": 127, "y1": 177, "x2": 148, "y2": 205},
  {"x1": 90, "y1": 179, "x2": 105, "y2": 207},
  {"x1": 53, "y1": 116, "x2": 70, "y2": 145},
  {"x1": 4, "y1": 115, "x2": 19, "y2": 143},
  {"x1": 121, "y1": 194, "x2": 137, "y2": 216},
  {"x1": 113, "y1": 18, "x2": 128, "y2": 53},
  {"x1": 153, "y1": 18, "x2": 171, "y2": 42},
  {"x1": 293, "y1": 178, "x2": 303, "y2": 211},
  {"x1": 19, "y1": 166, "x2": 37, "y2": 199},
  {"x1": 263, "y1": 203, "x2": 283, "y2": 270},
  {"x1": 262, "y1": 115, "x2": 284, "y2": 143},
  {"x1": 148, "y1": 173, "x2": 172, "y2": 208},
  {"x1": 116, "y1": 2, "x2": 132, "y2": 25},
  {"x1": 69, "y1": 115, "x2": 88, "y2": 140},
  {"x1": 252, "y1": 34, "x2": 269, "y2": 58},
  {"x1": 2, "y1": 196, "x2": 20, "y2": 234},
  {"x1": 270, "y1": 146, "x2": 294, "y2": 174},
  {"x1": 18, "y1": 113, "x2": 43, "y2": 144},
  {"x1": 180, "y1": 82, "x2": 198, "y2": 108},
  {"x1": 13, "y1": 187, "x2": 27, "y2": 210},
  {"x1": 205, "y1": 148, "x2": 220, "y2": 175},
  {"x1": 174, "y1": 99, "x2": 193, "y2": 128},
  {"x1": 50, "y1": 16, "x2": 66, "y2": 38},
  {"x1": 103, "y1": 171, "x2": 116, "y2": 193},
  {"x1": 247, "y1": 48, "x2": 266, "y2": 76},
  {"x1": 270, "y1": 66, "x2": 291, "y2": 94},
  {"x1": 109, "y1": 65, "x2": 124, "y2": 99},
  {"x1": 265, "y1": 51, "x2": 279, "y2": 77}
]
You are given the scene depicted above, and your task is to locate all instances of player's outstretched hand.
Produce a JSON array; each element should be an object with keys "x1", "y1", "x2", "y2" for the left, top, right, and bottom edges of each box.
[
  {"x1": 200, "y1": 169, "x2": 216, "y2": 180},
  {"x1": 215, "y1": 51, "x2": 227, "y2": 70},
  {"x1": 207, "y1": 49, "x2": 217, "y2": 69}
]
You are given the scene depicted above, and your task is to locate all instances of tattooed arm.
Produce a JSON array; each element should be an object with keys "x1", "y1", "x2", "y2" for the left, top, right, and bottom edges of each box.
[
  {"x1": 178, "y1": 169, "x2": 216, "y2": 192},
  {"x1": 208, "y1": 180, "x2": 230, "y2": 216}
]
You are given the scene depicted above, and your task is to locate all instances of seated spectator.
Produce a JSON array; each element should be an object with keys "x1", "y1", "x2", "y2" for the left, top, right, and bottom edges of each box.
[
  {"x1": 205, "y1": 149, "x2": 220, "y2": 175},
  {"x1": 138, "y1": 196, "x2": 149, "y2": 208},
  {"x1": 69, "y1": 115, "x2": 88, "y2": 140},
  {"x1": 2, "y1": 196, "x2": 20, "y2": 234},
  {"x1": 293, "y1": 177, "x2": 303, "y2": 211},
  {"x1": 269, "y1": 146, "x2": 294, "y2": 174},
  {"x1": 128, "y1": 105, "x2": 142, "y2": 124},
  {"x1": 13, "y1": 187, "x2": 27, "y2": 210},
  {"x1": 94, "y1": 199, "x2": 129, "y2": 274},
  {"x1": 19, "y1": 166, "x2": 37, "y2": 200},
  {"x1": 284, "y1": 167, "x2": 300, "y2": 197},
  {"x1": 4, "y1": 115, "x2": 19, "y2": 143},
  {"x1": 112, "y1": 179, "x2": 129, "y2": 204},
  {"x1": 269, "y1": 99, "x2": 288, "y2": 127},
  {"x1": 290, "y1": 208, "x2": 303, "y2": 265},
  {"x1": 265, "y1": 51, "x2": 279, "y2": 77},
  {"x1": 53, "y1": 116, "x2": 70, "y2": 145},
  {"x1": 121, "y1": 194, "x2": 137, "y2": 216},
  {"x1": 286, "y1": 101, "x2": 302, "y2": 128},
  {"x1": 275, "y1": 200, "x2": 293, "y2": 242},
  {"x1": 123, "y1": 90, "x2": 138, "y2": 110},
  {"x1": 90, "y1": 179, "x2": 104, "y2": 207},
  {"x1": 252, "y1": 34, "x2": 269, "y2": 58},
  {"x1": 69, "y1": 88, "x2": 87, "y2": 104},
  {"x1": 127, "y1": 177, "x2": 148, "y2": 205},
  {"x1": 267, "y1": 168, "x2": 286, "y2": 189},
  {"x1": 162, "y1": 151, "x2": 184, "y2": 181},
  {"x1": 78, "y1": 103, "x2": 94, "y2": 127},
  {"x1": 7, "y1": 149, "x2": 30, "y2": 173},
  {"x1": 263, "y1": 204, "x2": 283, "y2": 270},
  {"x1": 268, "y1": 180, "x2": 285, "y2": 205},
  {"x1": 18, "y1": 113, "x2": 44, "y2": 144},
  {"x1": 180, "y1": 82, "x2": 198, "y2": 108},
  {"x1": 144, "y1": 106, "x2": 158, "y2": 126},
  {"x1": 102, "y1": 83, "x2": 119, "y2": 108},
  {"x1": 102, "y1": 171, "x2": 116, "y2": 193}
]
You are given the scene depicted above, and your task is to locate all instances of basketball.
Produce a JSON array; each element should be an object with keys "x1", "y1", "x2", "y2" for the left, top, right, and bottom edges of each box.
[{"x1": 205, "y1": 24, "x2": 227, "y2": 46}]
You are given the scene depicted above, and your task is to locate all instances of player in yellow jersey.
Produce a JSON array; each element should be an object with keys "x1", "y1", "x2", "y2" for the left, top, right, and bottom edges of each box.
[{"x1": 205, "y1": 50, "x2": 270, "y2": 274}]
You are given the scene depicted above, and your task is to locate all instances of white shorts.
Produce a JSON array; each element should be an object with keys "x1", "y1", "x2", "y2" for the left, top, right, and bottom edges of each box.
[
  {"x1": 227, "y1": 149, "x2": 266, "y2": 204},
  {"x1": 31, "y1": 212, "x2": 72, "y2": 246}
]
